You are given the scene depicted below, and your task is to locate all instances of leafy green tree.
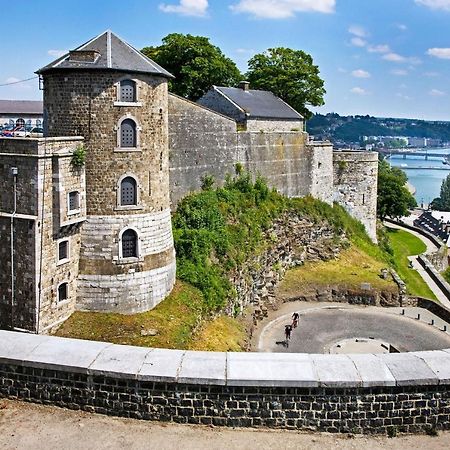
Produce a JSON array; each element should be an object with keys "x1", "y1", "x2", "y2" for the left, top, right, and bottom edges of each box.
[
  {"x1": 431, "y1": 175, "x2": 450, "y2": 211},
  {"x1": 142, "y1": 33, "x2": 242, "y2": 100},
  {"x1": 377, "y1": 161, "x2": 417, "y2": 220},
  {"x1": 245, "y1": 48, "x2": 325, "y2": 119}
]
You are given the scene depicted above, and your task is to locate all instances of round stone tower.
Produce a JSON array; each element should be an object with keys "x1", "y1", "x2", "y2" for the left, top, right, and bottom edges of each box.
[{"x1": 37, "y1": 30, "x2": 176, "y2": 313}]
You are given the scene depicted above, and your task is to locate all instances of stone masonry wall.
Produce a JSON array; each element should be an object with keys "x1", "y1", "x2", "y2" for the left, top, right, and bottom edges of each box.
[
  {"x1": 245, "y1": 119, "x2": 303, "y2": 133},
  {"x1": 197, "y1": 88, "x2": 245, "y2": 123},
  {"x1": 333, "y1": 151, "x2": 378, "y2": 242},
  {"x1": 0, "y1": 137, "x2": 85, "y2": 333},
  {"x1": 1, "y1": 331, "x2": 450, "y2": 435}
]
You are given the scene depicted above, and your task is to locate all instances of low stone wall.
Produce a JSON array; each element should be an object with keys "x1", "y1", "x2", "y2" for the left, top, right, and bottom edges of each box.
[
  {"x1": 418, "y1": 255, "x2": 450, "y2": 303},
  {"x1": 1, "y1": 331, "x2": 450, "y2": 434}
]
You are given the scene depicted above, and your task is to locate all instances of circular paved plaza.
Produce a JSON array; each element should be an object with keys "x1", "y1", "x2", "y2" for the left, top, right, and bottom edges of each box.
[{"x1": 258, "y1": 303, "x2": 450, "y2": 354}]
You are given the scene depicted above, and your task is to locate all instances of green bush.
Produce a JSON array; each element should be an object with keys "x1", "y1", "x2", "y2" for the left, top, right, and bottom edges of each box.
[{"x1": 173, "y1": 170, "x2": 388, "y2": 314}]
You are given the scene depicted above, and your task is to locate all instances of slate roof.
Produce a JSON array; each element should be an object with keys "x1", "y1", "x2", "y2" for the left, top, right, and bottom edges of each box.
[
  {"x1": 215, "y1": 86, "x2": 303, "y2": 120},
  {"x1": 37, "y1": 30, "x2": 173, "y2": 78},
  {"x1": 0, "y1": 100, "x2": 43, "y2": 115}
]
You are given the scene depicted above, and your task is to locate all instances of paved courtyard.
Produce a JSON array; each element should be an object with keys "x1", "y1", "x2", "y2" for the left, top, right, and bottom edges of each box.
[{"x1": 258, "y1": 303, "x2": 450, "y2": 353}]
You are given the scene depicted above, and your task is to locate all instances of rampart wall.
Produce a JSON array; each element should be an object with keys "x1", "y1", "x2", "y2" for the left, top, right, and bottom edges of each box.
[{"x1": 1, "y1": 331, "x2": 450, "y2": 434}]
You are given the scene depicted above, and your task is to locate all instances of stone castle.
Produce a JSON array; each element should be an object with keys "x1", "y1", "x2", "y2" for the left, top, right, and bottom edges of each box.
[{"x1": 0, "y1": 31, "x2": 378, "y2": 333}]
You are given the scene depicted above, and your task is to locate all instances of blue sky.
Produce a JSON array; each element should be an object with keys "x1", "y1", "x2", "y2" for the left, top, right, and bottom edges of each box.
[{"x1": 2, "y1": 0, "x2": 450, "y2": 120}]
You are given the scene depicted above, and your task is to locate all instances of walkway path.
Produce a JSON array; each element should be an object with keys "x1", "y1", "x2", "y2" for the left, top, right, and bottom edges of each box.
[
  {"x1": 385, "y1": 222, "x2": 450, "y2": 309},
  {"x1": 1, "y1": 399, "x2": 450, "y2": 450}
]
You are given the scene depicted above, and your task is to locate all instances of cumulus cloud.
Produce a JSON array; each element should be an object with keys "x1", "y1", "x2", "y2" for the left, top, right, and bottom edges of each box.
[
  {"x1": 427, "y1": 47, "x2": 450, "y2": 59},
  {"x1": 230, "y1": 0, "x2": 336, "y2": 19},
  {"x1": 383, "y1": 53, "x2": 421, "y2": 64},
  {"x1": 351, "y1": 69, "x2": 370, "y2": 78},
  {"x1": 367, "y1": 44, "x2": 390, "y2": 54},
  {"x1": 48, "y1": 49, "x2": 67, "y2": 58},
  {"x1": 396, "y1": 93, "x2": 411, "y2": 100},
  {"x1": 415, "y1": 0, "x2": 450, "y2": 11},
  {"x1": 350, "y1": 37, "x2": 367, "y2": 48},
  {"x1": 348, "y1": 25, "x2": 368, "y2": 38},
  {"x1": 391, "y1": 69, "x2": 408, "y2": 76},
  {"x1": 430, "y1": 88, "x2": 446, "y2": 96},
  {"x1": 159, "y1": 0, "x2": 208, "y2": 17},
  {"x1": 397, "y1": 23, "x2": 408, "y2": 31},
  {"x1": 350, "y1": 87, "x2": 368, "y2": 95}
]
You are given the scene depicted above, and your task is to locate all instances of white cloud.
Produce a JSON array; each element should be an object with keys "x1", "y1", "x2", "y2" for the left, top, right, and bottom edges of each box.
[
  {"x1": 348, "y1": 25, "x2": 368, "y2": 38},
  {"x1": 383, "y1": 52, "x2": 407, "y2": 62},
  {"x1": 415, "y1": 0, "x2": 450, "y2": 11},
  {"x1": 430, "y1": 88, "x2": 446, "y2": 96},
  {"x1": 397, "y1": 23, "x2": 408, "y2": 31},
  {"x1": 367, "y1": 44, "x2": 390, "y2": 54},
  {"x1": 350, "y1": 87, "x2": 368, "y2": 95},
  {"x1": 424, "y1": 71, "x2": 440, "y2": 77},
  {"x1": 48, "y1": 49, "x2": 67, "y2": 58},
  {"x1": 351, "y1": 37, "x2": 367, "y2": 48},
  {"x1": 4, "y1": 77, "x2": 32, "y2": 90},
  {"x1": 337, "y1": 67, "x2": 347, "y2": 73},
  {"x1": 235, "y1": 48, "x2": 255, "y2": 54},
  {"x1": 396, "y1": 93, "x2": 411, "y2": 100},
  {"x1": 351, "y1": 69, "x2": 370, "y2": 78},
  {"x1": 5, "y1": 77, "x2": 20, "y2": 84},
  {"x1": 383, "y1": 53, "x2": 421, "y2": 64},
  {"x1": 391, "y1": 69, "x2": 408, "y2": 76},
  {"x1": 159, "y1": 0, "x2": 208, "y2": 17},
  {"x1": 427, "y1": 47, "x2": 450, "y2": 59},
  {"x1": 230, "y1": 0, "x2": 336, "y2": 19}
]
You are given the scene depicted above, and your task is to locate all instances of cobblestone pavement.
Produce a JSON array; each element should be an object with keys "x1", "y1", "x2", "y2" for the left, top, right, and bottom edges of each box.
[{"x1": 0, "y1": 399, "x2": 449, "y2": 450}]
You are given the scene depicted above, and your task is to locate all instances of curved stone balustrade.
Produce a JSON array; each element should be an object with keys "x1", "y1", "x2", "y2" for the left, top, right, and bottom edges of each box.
[{"x1": 1, "y1": 330, "x2": 450, "y2": 433}]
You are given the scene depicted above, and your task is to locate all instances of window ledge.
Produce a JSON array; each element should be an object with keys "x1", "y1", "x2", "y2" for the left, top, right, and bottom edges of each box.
[
  {"x1": 116, "y1": 257, "x2": 144, "y2": 265},
  {"x1": 56, "y1": 258, "x2": 70, "y2": 267},
  {"x1": 114, "y1": 147, "x2": 142, "y2": 153},
  {"x1": 114, "y1": 205, "x2": 143, "y2": 212},
  {"x1": 67, "y1": 209, "x2": 81, "y2": 216},
  {"x1": 114, "y1": 101, "x2": 142, "y2": 107},
  {"x1": 56, "y1": 299, "x2": 71, "y2": 308}
]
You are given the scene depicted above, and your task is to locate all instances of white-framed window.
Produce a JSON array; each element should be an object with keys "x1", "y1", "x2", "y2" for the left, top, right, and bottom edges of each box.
[
  {"x1": 114, "y1": 78, "x2": 141, "y2": 107},
  {"x1": 67, "y1": 191, "x2": 80, "y2": 214},
  {"x1": 115, "y1": 115, "x2": 141, "y2": 152},
  {"x1": 57, "y1": 238, "x2": 70, "y2": 265},
  {"x1": 118, "y1": 227, "x2": 140, "y2": 261},
  {"x1": 120, "y1": 176, "x2": 137, "y2": 205},
  {"x1": 57, "y1": 282, "x2": 69, "y2": 303}
]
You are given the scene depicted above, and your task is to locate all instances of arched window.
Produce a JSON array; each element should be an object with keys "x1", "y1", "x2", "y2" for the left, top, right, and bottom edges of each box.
[
  {"x1": 120, "y1": 119, "x2": 136, "y2": 148},
  {"x1": 122, "y1": 229, "x2": 138, "y2": 258},
  {"x1": 57, "y1": 282, "x2": 68, "y2": 302},
  {"x1": 120, "y1": 177, "x2": 137, "y2": 206},
  {"x1": 119, "y1": 79, "x2": 136, "y2": 102}
]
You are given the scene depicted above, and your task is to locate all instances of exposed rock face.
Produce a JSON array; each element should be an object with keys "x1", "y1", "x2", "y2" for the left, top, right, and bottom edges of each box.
[{"x1": 226, "y1": 212, "x2": 343, "y2": 316}]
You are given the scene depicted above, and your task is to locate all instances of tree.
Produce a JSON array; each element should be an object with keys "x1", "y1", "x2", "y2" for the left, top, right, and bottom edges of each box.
[
  {"x1": 142, "y1": 33, "x2": 242, "y2": 100},
  {"x1": 431, "y1": 175, "x2": 450, "y2": 211},
  {"x1": 377, "y1": 161, "x2": 417, "y2": 220},
  {"x1": 245, "y1": 48, "x2": 326, "y2": 119}
]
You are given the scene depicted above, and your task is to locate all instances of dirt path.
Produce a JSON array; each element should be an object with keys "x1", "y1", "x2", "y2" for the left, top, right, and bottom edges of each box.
[{"x1": 0, "y1": 399, "x2": 449, "y2": 450}]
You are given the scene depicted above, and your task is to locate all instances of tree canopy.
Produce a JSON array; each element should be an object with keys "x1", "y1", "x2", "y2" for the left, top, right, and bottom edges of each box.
[
  {"x1": 245, "y1": 48, "x2": 326, "y2": 119},
  {"x1": 431, "y1": 175, "x2": 450, "y2": 211},
  {"x1": 142, "y1": 33, "x2": 242, "y2": 101},
  {"x1": 377, "y1": 160, "x2": 417, "y2": 220}
]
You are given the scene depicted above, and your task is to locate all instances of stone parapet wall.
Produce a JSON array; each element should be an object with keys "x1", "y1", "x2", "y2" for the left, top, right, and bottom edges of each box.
[
  {"x1": 245, "y1": 119, "x2": 303, "y2": 133},
  {"x1": 1, "y1": 331, "x2": 450, "y2": 434},
  {"x1": 77, "y1": 259, "x2": 176, "y2": 313}
]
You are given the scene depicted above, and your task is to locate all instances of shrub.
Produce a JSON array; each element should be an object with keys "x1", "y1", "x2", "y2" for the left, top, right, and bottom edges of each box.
[{"x1": 71, "y1": 144, "x2": 86, "y2": 168}]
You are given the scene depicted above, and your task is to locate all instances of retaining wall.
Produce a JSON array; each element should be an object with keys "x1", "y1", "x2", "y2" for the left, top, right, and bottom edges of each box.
[{"x1": 1, "y1": 331, "x2": 450, "y2": 434}]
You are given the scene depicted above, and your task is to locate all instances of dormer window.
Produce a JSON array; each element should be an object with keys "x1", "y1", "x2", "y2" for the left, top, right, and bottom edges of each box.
[{"x1": 120, "y1": 80, "x2": 136, "y2": 102}]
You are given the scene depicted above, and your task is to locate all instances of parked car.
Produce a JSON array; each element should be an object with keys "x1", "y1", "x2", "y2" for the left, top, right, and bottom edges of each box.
[
  {"x1": 1, "y1": 125, "x2": 16, "y2": 137},
  {"x1": 26, "y1": 127, "x2": 44, "y2": 137}
]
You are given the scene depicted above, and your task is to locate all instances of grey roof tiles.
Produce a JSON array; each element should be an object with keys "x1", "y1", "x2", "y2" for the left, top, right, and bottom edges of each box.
[
  {"x1": 215, "y1": 86, "x2": 303, "y2": 120},
  {"x1": 0, "y1": 100, "x2": 43, "y2": 115},
  {"x1": 37, "y1": 30, "x2": 173, "y2": 78}
]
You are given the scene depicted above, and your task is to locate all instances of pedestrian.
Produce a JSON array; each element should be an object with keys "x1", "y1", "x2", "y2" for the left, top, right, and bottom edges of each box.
[
  {"x1": 292, "y1": 312, "x2": 299, "y2": 328},
  {"x1": 285, "y1": 324, "x2": 292, "y2": 342}
]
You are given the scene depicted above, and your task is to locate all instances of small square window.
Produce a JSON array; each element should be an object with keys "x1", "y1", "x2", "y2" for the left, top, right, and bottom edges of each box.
[
  {"x1": 68, "y1": 191, "x2": 80, "y2": 212},
  {"x1": 58, "y1": 240, "x2": 69, "y2": 261},
  {"x1": 58, "y1": 282, "x2": 68, "y2": 302}
]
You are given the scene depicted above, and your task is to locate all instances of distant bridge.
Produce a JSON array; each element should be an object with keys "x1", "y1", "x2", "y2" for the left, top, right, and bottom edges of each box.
[{"x1": 378, "y1": 149, "x2": 450, "y2": 160}]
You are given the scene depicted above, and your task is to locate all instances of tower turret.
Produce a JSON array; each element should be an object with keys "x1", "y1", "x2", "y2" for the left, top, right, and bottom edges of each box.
[{"x1": 37, "y1": 31, "x2": 176, "y2": 313}]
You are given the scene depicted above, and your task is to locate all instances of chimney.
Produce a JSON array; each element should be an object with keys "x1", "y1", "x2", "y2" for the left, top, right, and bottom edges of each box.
[{"x1": 239, "y1": 81, "x2": 250, "y2": 91}]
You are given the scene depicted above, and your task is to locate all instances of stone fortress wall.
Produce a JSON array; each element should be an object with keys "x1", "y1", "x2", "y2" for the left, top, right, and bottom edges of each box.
[
  {"x1": 168, "y1": 94, "x2": 375, "y2": 241},
  {"x1": 1, "y1": 330, "x2": 450, "y2": 434}
]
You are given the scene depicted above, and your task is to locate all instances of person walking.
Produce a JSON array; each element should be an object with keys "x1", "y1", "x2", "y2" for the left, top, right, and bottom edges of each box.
[
  {"x1": 292, "y1": 312, "x2": 300, "y2": 328},
  {"x1": 284, "y1": 324, "x2": 292, "y2": 347}
]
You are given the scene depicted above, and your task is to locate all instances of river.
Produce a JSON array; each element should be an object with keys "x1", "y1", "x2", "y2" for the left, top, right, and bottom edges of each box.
[{"x1": 388, "y1": 148, "x2": 450, "y2": 208}]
